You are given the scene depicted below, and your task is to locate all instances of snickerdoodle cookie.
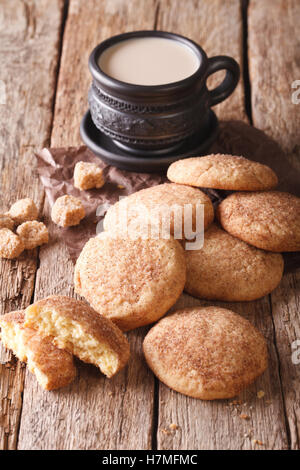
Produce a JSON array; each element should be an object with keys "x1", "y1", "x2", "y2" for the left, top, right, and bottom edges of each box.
[
  {"x1": 217, "y1": 191, "x2": 300, "y2": 252},
  {"x1": 0, "y1": 310, "x2": 76, "y2": 390},
  {"x1": 103, "y1": 183, "x2": 214, "y2": 239},
  {"x1": 143, "y1": 306, "x2": 268, "y2": 400},
  {"x1": 167, "y1": 154, "x2": 278, "y2": 190},
  {"x1": 74, "y1": 233, "x2": 186, "y2": 331},
  {"x1": 24, "y1": 295, "x2": 130, "y2": 378},
  {"x1": 185, "y1": 224, "x2": 284, "y2": 301}
]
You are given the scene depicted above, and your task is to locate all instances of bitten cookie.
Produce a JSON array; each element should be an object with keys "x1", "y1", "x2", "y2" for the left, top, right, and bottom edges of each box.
[
  {"x1": 0, "y1": 310, "x2": 76, "y2": 390},
  {"x1": 24, "y1": 295, "x2": 130, "y2": 378},
  {"x1": 143, "y1": 307, "x2": 268, "y2": 400},
  {"x1": 103, "y1": 183, "x2": 214, "y2": 239},
  {"x1": 217, "y1": 191, "x2": 300, "y2": 252},
  {"x1": 185, "y1": 224, "x2": 284, "y2": 301},
  {"x1": 74, "y1": 233, "x2": 186, "y2": 331},
  {"x1": 51, "y1": 195, "x2": 85, "y2": 227},
  {"x1": 167, "y1": 154, "x2": 278, "y2": 190}
]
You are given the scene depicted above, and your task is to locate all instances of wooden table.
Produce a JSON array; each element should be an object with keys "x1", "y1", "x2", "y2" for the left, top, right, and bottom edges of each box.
[{"x1": 0, "y1": 0, "x2": 299, "y2": 450}]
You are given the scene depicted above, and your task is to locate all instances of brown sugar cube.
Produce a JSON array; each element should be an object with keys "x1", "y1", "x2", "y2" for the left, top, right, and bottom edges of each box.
[
  {"x1": 51, "y1": 195, "x2": 85, "y2": 227},
  {"x1": 74, "y1": 161, "x2": 105, "y2": 191},
  {"x1": 8, "y1": 198, "x2": 38, "y2": 225},
  {"x1": 0, "y1": 228, "x2": 24, "y2": 259},
  {"x1": 0, "y1": 213, "x2": 14, "y2": 230},
  {"x1": 16, "y1": 221, "x2": 49, "y2": 250}
]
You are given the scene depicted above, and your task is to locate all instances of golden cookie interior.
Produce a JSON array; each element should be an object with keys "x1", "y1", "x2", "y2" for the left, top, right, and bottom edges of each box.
[
  {"x1": 24, "y1": 295, "x2": 130, "y2": 378},
  {"x1": 0, "y1": 310, "x2": 76, "y2": 390}
]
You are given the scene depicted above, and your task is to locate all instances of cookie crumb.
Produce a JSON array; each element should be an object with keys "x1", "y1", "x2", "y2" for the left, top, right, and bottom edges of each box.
[
  {"x1": 117, "y1": 185, "x2": 125, "y2": 189},
  {"x1": 257, "y1": 390, "x2": 265, "y2": 399},
  {"x1": 239, "y1": 413, "x2": 250, "y2": 420},
  {"x1": 169, "y1": 423, "x2": 179, "y2": 431},
  {"x1": 161, "y1": 428, "x2": 171, "y2": 436},
  {"x1": 252, "y1": 439, "x2": 264, "y2": 446},
  {"x1": 230, "y1": 399, "x2": 244, "y2": 406}
]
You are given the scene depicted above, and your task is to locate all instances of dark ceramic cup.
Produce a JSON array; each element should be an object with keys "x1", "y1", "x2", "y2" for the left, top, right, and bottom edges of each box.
[{"x1": 88, "y1": 31, "x2": 239, "y2": 155}]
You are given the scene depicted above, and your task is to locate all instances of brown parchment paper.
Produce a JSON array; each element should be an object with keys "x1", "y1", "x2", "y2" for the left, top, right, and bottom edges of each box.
[{"x1": 36, "y1": 120, "x2": 300, "y2": 272}]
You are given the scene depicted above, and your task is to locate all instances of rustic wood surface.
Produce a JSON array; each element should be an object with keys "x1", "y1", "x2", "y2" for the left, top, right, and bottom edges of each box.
[
  {"x1": 17, "y1": 0, "x2": 158, "y2": 451},
  {"x1": 249, "y1": 0, "x2": 300, "y2": 449},
  {"x1": 0, "y1": 0, "x2": 299, "y2": 450},
  {"x1": 156, "y1": 0, "x2": 288, "y2": 451},
  {"x1": 0, "y1": 0, "x2": 65, "y2": 449}
]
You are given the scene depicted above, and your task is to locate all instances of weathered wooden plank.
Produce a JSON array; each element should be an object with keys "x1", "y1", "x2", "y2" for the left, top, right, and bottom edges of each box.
[
  {"x1": 249, "y1": 0, "x2": 300, "y2": 449},
  {"x1": 156, "y1": 0, "x2": 247, "y2": 122},
  {"x1": 17, "y1": 0, "x2": 158, "y2": 450},
  {"x1": 156, "y1": 0, "x2": 288, "y2": 450},
  {"x1": 0, "y1": 0, "x2": 65, "y2": 450},
  {"x1": 249, "y1": 0, "x2": 300, "y2": 166},
  {"x1": 270, "y1": 273, "x2": 300, "y2": 449}
]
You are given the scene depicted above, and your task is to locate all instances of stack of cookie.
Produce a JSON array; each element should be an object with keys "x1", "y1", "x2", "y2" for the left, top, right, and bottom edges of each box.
[
  {"x1": 72, "y1": 153, "x2": 300, "y2": 399},
  {"x1": 167, "y1": 154, "x2": 299, "y2": 301},
  {"x1": 1, "y1": 153, "x2": 299, "y2": 400}
]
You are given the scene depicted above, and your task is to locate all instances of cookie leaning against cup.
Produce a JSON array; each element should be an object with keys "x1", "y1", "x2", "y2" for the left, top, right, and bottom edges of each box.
[
  {"x1": 167, "y1": 154, "x2": 278, "y2": 190},
  {"x1": 24, "y1": 295, "x2": 130, "y2": 378},
  {"x1": 217, "y1": 191, "x2": 300, "y2": 252},
  {"x1": 143, "y1": 306, "x2": 268, "y2": 400},
  {"x1": 185, "y1": 224, "x2": 284, "y2": 301},
  {"x1": 74, "y1": 233, "x2": 186, "y2": 331},
  {"x1": 103, "y1": 183, "x2": 214, "y2": 238}
]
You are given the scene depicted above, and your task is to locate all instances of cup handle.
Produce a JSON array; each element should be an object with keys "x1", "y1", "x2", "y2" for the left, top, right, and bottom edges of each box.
[{"x1": 206, "y1": 56, "x2": 240, "y2": 106}]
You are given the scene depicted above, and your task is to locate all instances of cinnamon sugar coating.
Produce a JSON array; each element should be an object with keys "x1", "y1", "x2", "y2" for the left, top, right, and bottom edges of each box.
[
  {"x1": 74, "y1": 233, "x2": 186, "y2": 331},
  {"x1": 167, "y1": 154, "x2": 278, "y2": 190},
  {"x1": 143, "y1": 306, "x2": 268, "y2": 400},
  {"x1": 217, "y1": 191, "x2": 300, "y2": 252}
]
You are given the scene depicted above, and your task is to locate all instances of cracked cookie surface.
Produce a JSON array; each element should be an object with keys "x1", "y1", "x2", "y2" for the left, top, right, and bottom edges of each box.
[
  {"x1": 217, "y1": 191, "x2": 300, "y2": 252},
  {"x1": 143, "y1": 306, "x2": 268, "y2": 400},
  {"x1": 185, "y1": 224, "x2": 284, "y2": 301},
  {"x1": 167, "y1": 154, "x2": 278, "y2": 190}
]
